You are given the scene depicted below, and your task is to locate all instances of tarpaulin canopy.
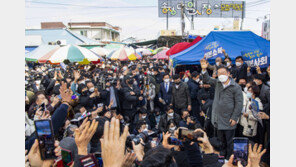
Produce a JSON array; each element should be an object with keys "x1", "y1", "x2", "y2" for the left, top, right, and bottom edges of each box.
[
  {"x1": 170, "y1": 31, "x2": 270, "y2": 67},
  {"x1": 166, "y1": 36, "x2": 202, "y2": 56}
]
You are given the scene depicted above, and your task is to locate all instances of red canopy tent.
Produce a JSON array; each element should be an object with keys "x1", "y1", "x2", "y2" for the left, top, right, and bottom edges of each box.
[{"x1": 166, "y1": 36, "x2": 203, "y2": 56}]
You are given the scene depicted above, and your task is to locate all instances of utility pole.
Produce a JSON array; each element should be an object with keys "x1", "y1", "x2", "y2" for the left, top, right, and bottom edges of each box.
[
  {"x1": 191, "y1": 0, "x2": 194, "y2": 30},
  {"x1": 166, "y1": 0, "x2": 169, "y2": 30},
  {"x1": 240, "y1": 1, "x2": 245, "y2": 30},
  {"x1": 181, "y1": 3, "x2": 185, "y2": 37}
]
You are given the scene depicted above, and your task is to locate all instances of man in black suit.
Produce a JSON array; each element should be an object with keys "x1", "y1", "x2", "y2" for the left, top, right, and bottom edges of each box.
[
  {"x1": 233, "y1": 56, "x2": 248, "y2": 83},
  {"x1": 122, "y1": 76, "x2": 142, "y2": 122},
  {"x1": 158, "y1": 73, "x2": 173, "y2": 114}
]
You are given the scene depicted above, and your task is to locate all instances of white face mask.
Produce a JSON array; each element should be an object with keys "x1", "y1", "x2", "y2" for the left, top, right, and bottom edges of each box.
[
  {"x1": 35, "y1": 80, "x2": 41, "y2": 85},
  {"x1": 236, "y1": 62, "x2": 242, "y2": 67},
  {"x1": 170, "y1": 127, "x2": 176, "y2": 131},
  {"x1": 142, "y1": 115, "x2": 146, "y2": 119},
  {"x1": 226, "y1": 62, "x2": 231, "y2": 67},
  {"x1": 123, "y1": 67, "x2": 127, "y2": 71},
  {"x1": 119, "y1": 75, "x2": 124, "y2": 79},
  {"x1": 218, "y1": 75, "x2": 228, "y2": 83},
  {"x1": 216, "y1": 62, "x2": 220, "y2": 66},
  {"x1": 89, "y1": 87, "x2": 95, "y2": 92},
  {"x1": 80, "y1": 80, "x2": 85, "y2": 85},
  {"x1": 266, "y1": 81, "x2": 270, "y2": 86},
  {"x1": 184, "y1": 77, "x2": 189, "y2": 82},
  {"x1": 246, "y1": 91, "x2": 253, "y2": 99},
  {"x1": 195, "y1": 78, "x2": 200, "y2": 83},
  {"x1": 168, "y1": 113, "x2": 174, "y2": 117},
  {"x1": 164, "y1": 79, "x2": 170, "y2": 83},
  {"x1": 244, "y1": 87, "x2": 248, "y2": 93}
]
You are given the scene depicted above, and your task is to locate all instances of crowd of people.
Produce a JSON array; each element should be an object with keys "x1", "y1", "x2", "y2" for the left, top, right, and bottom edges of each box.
[{"x1": 25, "y1": 51, "x2": 270, "y2": 167}]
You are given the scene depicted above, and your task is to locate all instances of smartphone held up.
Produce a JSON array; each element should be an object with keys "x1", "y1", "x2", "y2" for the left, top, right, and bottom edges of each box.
[
  {"x1": 233, "y1": 137, "x2": 249, "y2": 166},
  {"x1": 34, "y1": 119, "x2": 56, "y2": 160}
]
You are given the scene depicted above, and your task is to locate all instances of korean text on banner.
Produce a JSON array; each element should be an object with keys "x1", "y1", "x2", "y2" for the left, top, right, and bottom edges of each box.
[
  {"x1": 241, "y1": 49, "x2": 269, "y2": 68},
  {"x1": 204, "y1": 41, "x2": 223, "y2": 60}
]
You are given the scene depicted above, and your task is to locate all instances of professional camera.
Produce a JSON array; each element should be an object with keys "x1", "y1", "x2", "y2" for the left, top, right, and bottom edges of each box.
[{"x1": 126, "y1": 131, "x2": 149, "y2": 149}]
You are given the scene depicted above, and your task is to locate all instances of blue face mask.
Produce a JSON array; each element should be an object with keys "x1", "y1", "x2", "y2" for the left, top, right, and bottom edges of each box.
[
  {"x1": 246, "y1": 92, "x2": 253, "y2": 99},
  {"x1": 184, "y1": 78, "x2": 189, "y2": 82}
]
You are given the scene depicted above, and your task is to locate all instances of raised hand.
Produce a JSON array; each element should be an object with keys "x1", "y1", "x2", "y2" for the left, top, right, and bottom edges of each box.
[
  {"x1": 74, "y1": 119, "x2": 98, "y2": 155},
  {"x1": 162, "y1": 132, "x2": 174, "y2": 149},
  {"x1": 100, "y1": 117, "x2": 129, "y2": 167},
  {"x1": 194, "y1": 129, "x2": 213, "y2": 154},
  {"x1": 59, "y1": 81, "x2": 72, "y2": 104},
  {"x1": 28, "y1": 139, "x2": 61, "y2": 167},
  {"x1": 248, "y1": 143, "x2": 266, "y2": 167},
  {"x1": 73, "y1": 70, "x2": 81, "y2": 82},
  {"x1": 132, "y1": 138, "x2": 145, "y2": 162}
]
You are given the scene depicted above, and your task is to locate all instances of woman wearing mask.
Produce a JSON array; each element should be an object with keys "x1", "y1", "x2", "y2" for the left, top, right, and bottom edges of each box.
[
  {"x1": 239, "y1": 85, "x2": 263, "y2": 143},
  {"x1": 167, "y1": 119, "x2": 178, "y2": 134}
]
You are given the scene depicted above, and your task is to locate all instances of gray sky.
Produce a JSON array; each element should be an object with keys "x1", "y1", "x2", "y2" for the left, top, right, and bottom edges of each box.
[{"x1": 26, "y1": 0, "x2": 270, "y2": 40}]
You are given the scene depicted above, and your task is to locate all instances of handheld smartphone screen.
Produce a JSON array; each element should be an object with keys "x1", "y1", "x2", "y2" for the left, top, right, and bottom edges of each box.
[
  {"x1": 61, "y1": 149, "x2": 73, "y2": 167},
  {"x1": 94, "y1": 152, "x2": 103, "y2": 167},
  {"x1": 233, "y1": 137, "x2": 249, "y2": 166},
  {"x1": 34, "y1": 119, "x2": 56, "y2": 160}
]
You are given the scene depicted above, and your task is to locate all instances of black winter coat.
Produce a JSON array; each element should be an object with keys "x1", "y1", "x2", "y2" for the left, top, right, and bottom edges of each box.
[{"x1": 158, "y1": 113, "x2": 181, "y2": 132}]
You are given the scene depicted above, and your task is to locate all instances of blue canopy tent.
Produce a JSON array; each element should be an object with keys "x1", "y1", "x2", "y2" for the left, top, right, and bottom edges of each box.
[{"x1": 170, "y1": 31, "x2": 270, "y2": 67}]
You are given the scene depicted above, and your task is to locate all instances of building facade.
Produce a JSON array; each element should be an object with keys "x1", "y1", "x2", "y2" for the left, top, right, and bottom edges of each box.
[{"x1": 68, "y1": 22, "x2": 121, "y2": 43}]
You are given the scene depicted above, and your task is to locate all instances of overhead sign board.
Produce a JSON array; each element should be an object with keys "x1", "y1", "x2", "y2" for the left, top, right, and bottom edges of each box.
[{"x1": 158, "y1": 0, "x2": 245, "y2": 18}]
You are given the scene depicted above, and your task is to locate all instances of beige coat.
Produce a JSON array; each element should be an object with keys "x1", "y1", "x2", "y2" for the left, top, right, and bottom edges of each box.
[{"x1": 239, "y1": 97, "x2": 263, "y2": 137}]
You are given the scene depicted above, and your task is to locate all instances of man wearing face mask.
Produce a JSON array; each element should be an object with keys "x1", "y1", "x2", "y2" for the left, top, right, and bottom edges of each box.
[
  {"x1": 233, "y1": 56, "x2": 248, "y2": 83},
  {"x1": 78, "y1": 84, "x2": 100, "y2": 110},
  {"x1": 187, "y1": 71, "x2": 202, "y2": 120},
  {"x1": 149, "y1": 67, "x2": 162, "y2": 94},
  {"x1": 224, "y1": 57, "x2": 235, "y2": 77},
  {"x1": 158, "y1": 106, "x2": 181, "y2": 132},
  {"x1": 207, "y1": 50, "x2": 229, "y2": 75},
  {"x1": 158, "y1": 73, "x2": 173, "y2": 113},
  {"x1": 122, "y1": 76, "x2": 142, "y2": 121},
  {"x1": 132, "y1": 108, "x2": 152, "y2": 132},
  {"x1": 171, "y1": 74, "x2": 191, "y2": 115},
  {"x1": 200, "y1": 59, "x2": 243, "y2": 160}
]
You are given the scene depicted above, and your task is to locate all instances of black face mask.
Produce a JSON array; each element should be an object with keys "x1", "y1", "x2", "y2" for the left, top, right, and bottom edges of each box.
[
  {"x1": 239, "y1": 84, "x2": 246, "y2": 91},
  {"x1": 239, "y1": 84, "x2": 245, "y2": 88}
]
